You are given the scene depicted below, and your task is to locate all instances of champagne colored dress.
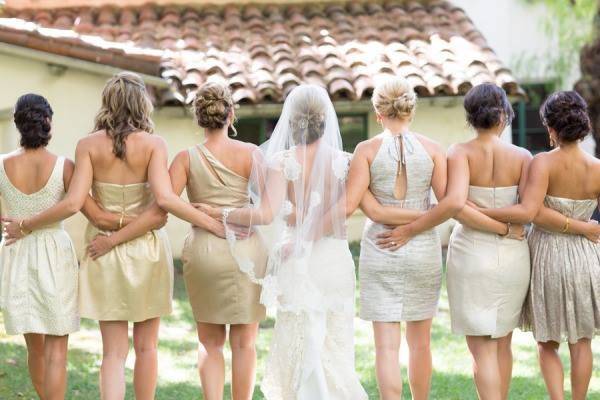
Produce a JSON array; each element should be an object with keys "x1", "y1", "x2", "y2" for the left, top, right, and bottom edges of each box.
[
  {"x1": 522, "y1": 195, "x2": 600, "y2": 343},
  {"x1": 359, "y1": 132, "x2": 442, "y2": 322},
  {"x1": 181, "y1": 145, "x2": 266, "y2": 324},
  {"x1": 79, "y1": 182, "x2": 173, "y2": 322},
  {"x1": 0, "y1": 156, "x2": 79, "y2": 335},
  {"x1": 446, "y1": 186, "x2": 530, "y2": 337}
]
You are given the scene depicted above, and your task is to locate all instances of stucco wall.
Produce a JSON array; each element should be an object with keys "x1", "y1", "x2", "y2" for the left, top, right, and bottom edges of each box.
[{"x1": 0, "y1": 53, "x2": 473, "y2": 256}]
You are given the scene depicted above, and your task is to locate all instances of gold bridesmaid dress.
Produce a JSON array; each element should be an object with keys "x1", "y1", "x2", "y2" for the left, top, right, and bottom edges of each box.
[
  {"x1": 79, "y1": 182, "x2": 174, "y2": 322},
  {"x1": 182, "y1": 145, "x2": 266, "y2": 324}
]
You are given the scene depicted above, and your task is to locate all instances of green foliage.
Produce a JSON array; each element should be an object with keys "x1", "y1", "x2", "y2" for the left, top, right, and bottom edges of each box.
[{"x1": 516, "y1": 0, "x2": 597, "y2": 89}]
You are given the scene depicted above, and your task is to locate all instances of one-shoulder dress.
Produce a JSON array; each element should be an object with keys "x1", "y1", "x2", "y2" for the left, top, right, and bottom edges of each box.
[
  {"x1": 0, "y1": 156, "x2": 79, "y2": 335},
  {"x1": 446, "y1": 186, "x2": 530, "y2": 337},
  {"x1": 522, "y1": 195, "x2": 600, "y2": 343},
  {"x1": 79, "y1": 182, "x2": 174, "y2": 322},
  {"x1": 359, "y1": 132, "x2": 442, "y2": 322},
  {"x1": 181, "y1": 144, "x2": 266, "y2": 324}
]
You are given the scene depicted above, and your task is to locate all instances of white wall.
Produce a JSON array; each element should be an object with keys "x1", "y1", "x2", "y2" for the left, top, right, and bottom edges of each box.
[{"x1": 453, "y1": 0, "x2": 558, "y2": 83}]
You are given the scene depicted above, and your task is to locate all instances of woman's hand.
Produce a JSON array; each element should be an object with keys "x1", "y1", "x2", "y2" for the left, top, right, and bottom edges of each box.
[
  {"x1": 2, "y1": 217, "x2": 26, "y2": 245},
  {"x1": 87, "y1": 234, "x2": 116, "y2": 260},
  {"x1": 376, "y1": 224, "x2": 415, "y2": 251},
  {"x1": 507, "y1": 224, "x2": 527, "y2": 240},
  {"x1": 192, "y1": 203, "x2": 222, "y2": 221},
  {"x1": 582, "y1": 220, "x2": 600, "y2": 243}
]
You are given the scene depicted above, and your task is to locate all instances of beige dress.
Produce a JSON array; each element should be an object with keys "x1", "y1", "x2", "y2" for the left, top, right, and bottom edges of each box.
[
  {"x1": 0, "y1": 156, "x2": 79, "y2": 335},
  {"x1": 446, "y1": 186, "x2": 530, "y2": 338},
  {"x1": 359, "y1": 132, "x2": 442, "y2": 321},
  {"x1": 181, "y1": 145, "x2": 266, "y2": 324},
  {"x1": 522, "y1": 195, "x2": 600, "y2": 343},
  {"x1": 79, "y1": 182, "x2": 174, "y2": 322}
]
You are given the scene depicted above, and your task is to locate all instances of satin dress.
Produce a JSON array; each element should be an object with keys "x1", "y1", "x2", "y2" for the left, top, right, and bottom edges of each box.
[
  {"x1": 79, "y1": 182, "x2": 174, "y2": 322},
  {"x1": 446, "y1": 186, "x2": 530, "y2": 337},
  {"x1": 181, "y1": 145, "x2": 266, "y2": 324}
]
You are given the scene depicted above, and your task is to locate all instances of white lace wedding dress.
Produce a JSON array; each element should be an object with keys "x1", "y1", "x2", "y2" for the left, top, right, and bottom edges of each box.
[
  {"x1": 223, "y1": 85, "x2": 367, "y2": 400},
  {"x1": 260, "y1": 237, "x2": 366, "y2": 399}
]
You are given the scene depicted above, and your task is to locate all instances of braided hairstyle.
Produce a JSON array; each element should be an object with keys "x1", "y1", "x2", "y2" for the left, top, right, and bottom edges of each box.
[{"x1": 13, "y1": 93, "x2": 53, "y2": 149}]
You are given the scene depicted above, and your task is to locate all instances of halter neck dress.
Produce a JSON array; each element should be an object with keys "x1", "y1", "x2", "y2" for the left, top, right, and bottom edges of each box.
[{"x1": 359, "y1": 132, "x2": 442, "y2": 322}]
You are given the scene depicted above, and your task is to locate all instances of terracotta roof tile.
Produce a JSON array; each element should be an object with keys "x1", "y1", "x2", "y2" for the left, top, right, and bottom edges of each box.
[{"x1": 0, "y1": 0, "x2": 522, "y2": 105}]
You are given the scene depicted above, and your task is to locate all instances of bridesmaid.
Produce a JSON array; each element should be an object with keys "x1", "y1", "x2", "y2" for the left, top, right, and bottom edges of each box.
[
  {"x1": 5, "y1": 72, "x2": 223, "y2": 400},
  {"x1": 344, "y1": 77, "x2": 468, "y2": 400},
  {"x1": 477, "y1": 91, "x2": 600, "y2": 400},
  {"x1": 168, "y1": 82, "x2": 266, "y2": 400},
  {"x1": 445, "y1": 83, "x2": 531, "y2": 400},
  {"x1": 0, "y1": 94, "x2": 133, "y2": 399}
]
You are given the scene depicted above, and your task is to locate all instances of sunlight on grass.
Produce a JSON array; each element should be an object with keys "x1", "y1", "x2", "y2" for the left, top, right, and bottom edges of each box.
[{"x1": 0, "y1": 250, "x2": 599, "y2": 399}]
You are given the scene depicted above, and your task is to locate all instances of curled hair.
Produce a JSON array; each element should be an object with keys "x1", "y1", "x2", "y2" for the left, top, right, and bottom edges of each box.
[
  {"x1": 193, "y1": 82, "x2": 234, "y2": 130},
  {"x1": 93, "y1": 72, "x2": 154, "y2": 159},
  {"x1": 540, "y1": 91, "x2": 591, "y2": 143},
  {"x1": 464, "y1": 83, "x2": 514, "y2": 130},
  {"x1": 13, "y1": 93, "x2": 53, "y2": 149},
  {"x1": 372, "y1": 77, "x2": 417, "y2": 120},
  {"x1": 289, "y1": 90, "x2": 326, "y2": 145}
]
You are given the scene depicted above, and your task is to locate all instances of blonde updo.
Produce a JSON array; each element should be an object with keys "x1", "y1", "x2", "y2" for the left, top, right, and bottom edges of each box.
[
  {"x1": 372, "y1": 77, "x2": 417, "y2": 120},
  {"x1": 193, "y1": 82, "x2": 234, "y2": 129}
]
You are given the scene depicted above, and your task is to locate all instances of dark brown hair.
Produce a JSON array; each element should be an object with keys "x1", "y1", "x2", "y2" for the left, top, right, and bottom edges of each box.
[
  {"x1": 540, "y1": 91, "x2": 591, "y2": 143},
  {"x1": 463, "y1": 83, "x2": 514, "y2": 130},
  {"x1": 14, "y1": 93, "x2": 53, "y2": 149},
  {"x1": 93, "y1": 72, "x2": 154, "y2": 159}
]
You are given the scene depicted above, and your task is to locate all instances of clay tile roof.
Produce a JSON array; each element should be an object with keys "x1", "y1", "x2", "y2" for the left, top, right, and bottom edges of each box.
[{"x1": 0, "y1": 0, "x2": 522, "y2": 105}]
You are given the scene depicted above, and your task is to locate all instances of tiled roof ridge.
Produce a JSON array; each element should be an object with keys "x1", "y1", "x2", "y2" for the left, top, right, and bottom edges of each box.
[{"x1": 0, "y1": 0, "x2": 521, "y2": 105}]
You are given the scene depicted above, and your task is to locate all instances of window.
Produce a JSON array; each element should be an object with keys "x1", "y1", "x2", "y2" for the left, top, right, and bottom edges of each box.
[
  {"x1": 235, "y1": 113, "x2": 368, "y2": 152},
  {"x1": 512, "y1": 84, "x2": 551, "y2": 153}
]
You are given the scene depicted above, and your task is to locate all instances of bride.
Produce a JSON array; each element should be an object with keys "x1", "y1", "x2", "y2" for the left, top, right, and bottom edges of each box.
[{"x1": 200, "y1": 84, "x2": 367, "y2": 399}]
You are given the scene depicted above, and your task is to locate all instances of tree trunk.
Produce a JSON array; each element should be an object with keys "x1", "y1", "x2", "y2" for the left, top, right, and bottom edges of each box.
[{"x1": 575, "y1": 2, "x2": 600, "y2": 157}]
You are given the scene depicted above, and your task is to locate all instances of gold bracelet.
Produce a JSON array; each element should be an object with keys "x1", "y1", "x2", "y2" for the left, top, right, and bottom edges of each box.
[
  {"x1": 118, "y1": 214, "x2": 124, "y2": 229},
  {"x1": 561, "y1": 217, "x2": 570, "y2": 233},
  {"x1": 19, "y1": 220, "x2": 30, "y2": 236}
]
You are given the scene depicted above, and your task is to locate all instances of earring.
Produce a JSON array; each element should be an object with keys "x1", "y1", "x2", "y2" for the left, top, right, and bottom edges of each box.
[
  {"x1": 230, "y1": 124, "x2": 238, "y2": 137},
  {"x1": 548, "y1": 134, "x2": 556, "y2": 147}
]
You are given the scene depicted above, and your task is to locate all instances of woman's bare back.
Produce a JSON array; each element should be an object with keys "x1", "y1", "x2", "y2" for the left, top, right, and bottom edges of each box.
[
  {"x1": 543, "y1": 148, "x2": 600, "y2": 200},
  {"x1": 85, "y1": 130, "x2": 157, "y2": 184},
  {"x1": 202, "y1": 138, "x2": 257, "y2": 180},
  {"x1": 462, "y1": 138, "x2": 529, "y2": 187},
  {"x1": 3, "y1": 150, "x2": 60, "y2": 195}
]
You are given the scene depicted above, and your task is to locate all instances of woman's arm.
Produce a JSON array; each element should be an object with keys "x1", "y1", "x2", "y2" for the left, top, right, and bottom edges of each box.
[
  {"x1": 477, "y1": 155, "x2": 549, "y2": 223},
  {"x1": 377, "y1": 142, "x2": 468, "y2": 250},
  {"x1": 359, "y1": 190, "x2": 424, "y2": 225},
  {"x1": 4, "y1": 140, "x2": 94, "y2": 241},
  {"x1": 454, "y1": 205, "x2": 509, "y2": 235},
  {"x1": 147, "y1": 137, "x2": 224, "y2": 236},
  {"x1": 86, "y1": 203, "x2": 168, "y2": 259}
]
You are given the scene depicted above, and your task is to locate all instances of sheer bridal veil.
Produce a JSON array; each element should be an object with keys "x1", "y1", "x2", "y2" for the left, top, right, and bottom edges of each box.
[{"x1": 223, "y1": 84, "x2": 352, "y2": 314}]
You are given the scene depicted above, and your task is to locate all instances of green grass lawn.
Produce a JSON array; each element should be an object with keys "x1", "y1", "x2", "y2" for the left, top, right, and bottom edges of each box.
[{"x1": 1, "y1": 248, "x2": 599, "y2": 399}]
